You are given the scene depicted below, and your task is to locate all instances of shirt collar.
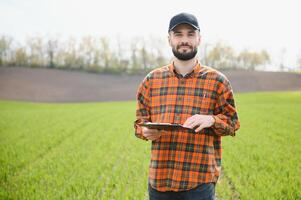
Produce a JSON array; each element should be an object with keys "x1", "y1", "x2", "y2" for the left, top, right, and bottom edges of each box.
[{"x1": 169, "y1": 60, "x2": 202, "y2": 78}]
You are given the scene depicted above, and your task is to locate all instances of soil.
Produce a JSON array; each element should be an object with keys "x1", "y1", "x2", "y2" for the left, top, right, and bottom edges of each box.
[{"x1": 0, "y1": 66, "x2": 300, "y2": 102}]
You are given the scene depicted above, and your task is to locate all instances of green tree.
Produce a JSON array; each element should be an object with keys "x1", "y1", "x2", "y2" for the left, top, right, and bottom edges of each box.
[
  {"x1": 13, "y1": 47, "x2": 28, "y2": 66},
  {"x1": 61, "y1": 37, "x2": 84, "y2": 69},
  {"x1": 47, "y1": 39, "x2": 58, "y2": 68},
  {"x1": 26, "y1": 36, "x2": 45, "y2": 67},
  {"x1": 99, "y1": 37, "x2": 113, "y2": 72},
  {"x1": 129, "y1": 39, "x2": 140, "y2": 73},
  {"x1": 206, "y1": 42, "x2": 237, "y2": 70},
  {"x1": 0, "y1": 36, "x2": 13, "y2": 66},
  {"x1": 238, "y1": 49, "x2": 270, "y2": 70},
  {"x1": 78, "y1": 36, "x2": 95, "y2": 71}
]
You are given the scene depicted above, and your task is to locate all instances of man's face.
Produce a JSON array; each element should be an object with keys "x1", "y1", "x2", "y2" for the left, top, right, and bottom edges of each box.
[{"x1": 168, "y1": 24, "x2": 201, "y2": 61}]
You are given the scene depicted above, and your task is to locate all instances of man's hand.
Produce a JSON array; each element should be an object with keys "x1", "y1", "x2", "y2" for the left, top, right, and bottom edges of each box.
[
  {"x1": 183, "y1": 114, "x2": 215, "y2": 132},
  {"x1": 142, "y1": 127, "x2": 162, "y2": 141}
]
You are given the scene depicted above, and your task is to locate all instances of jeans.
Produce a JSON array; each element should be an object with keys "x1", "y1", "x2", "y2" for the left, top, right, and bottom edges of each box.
[{"x1": 148, "y1": 183, "x2": 215, "y2": 200}]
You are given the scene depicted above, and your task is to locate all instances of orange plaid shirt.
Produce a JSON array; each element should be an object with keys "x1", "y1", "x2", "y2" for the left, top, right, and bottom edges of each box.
[{"x1": 134, "y1": 61, "x2": 240, "y2": 192}]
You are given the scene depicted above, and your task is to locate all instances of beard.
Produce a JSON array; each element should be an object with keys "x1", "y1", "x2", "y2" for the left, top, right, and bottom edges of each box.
[{"x1": 172, "y1": 43, "x2": 198, "y2": 61}]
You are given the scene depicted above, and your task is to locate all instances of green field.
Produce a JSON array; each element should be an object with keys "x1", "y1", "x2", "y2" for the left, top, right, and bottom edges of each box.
[{"x1": 0, "y1": 92, "x2": 300, "y2": 200}]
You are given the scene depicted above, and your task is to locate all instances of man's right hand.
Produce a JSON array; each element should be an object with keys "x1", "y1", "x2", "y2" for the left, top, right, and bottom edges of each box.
[{"x1": 142, "y1": 127, "x2": 162, "y2": 141}]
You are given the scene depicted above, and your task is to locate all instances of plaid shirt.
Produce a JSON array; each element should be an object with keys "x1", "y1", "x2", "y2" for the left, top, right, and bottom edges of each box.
[{"x1": 134, "y1": 61, "x2": 240, "y2": 192}]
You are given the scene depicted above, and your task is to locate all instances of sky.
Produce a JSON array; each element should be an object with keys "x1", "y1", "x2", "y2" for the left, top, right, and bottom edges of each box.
[{"x1": 1, "y1": 0, "x2": 301, "y2": 70}]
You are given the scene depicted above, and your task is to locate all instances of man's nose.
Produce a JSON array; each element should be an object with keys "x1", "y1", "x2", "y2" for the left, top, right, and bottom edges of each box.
[{"x1": 179, "y1": 35, "x2": 190, "y2": 43}]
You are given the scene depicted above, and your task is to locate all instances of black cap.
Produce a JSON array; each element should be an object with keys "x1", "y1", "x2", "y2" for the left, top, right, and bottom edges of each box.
[{"x1": 168, "y1": 13, "x2": 200, "y2": 32}]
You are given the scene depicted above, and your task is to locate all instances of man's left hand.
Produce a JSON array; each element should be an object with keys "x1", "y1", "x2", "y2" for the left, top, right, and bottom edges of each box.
[{"x1": 183, "y1": 114, "x2": 215, "y2": 132}]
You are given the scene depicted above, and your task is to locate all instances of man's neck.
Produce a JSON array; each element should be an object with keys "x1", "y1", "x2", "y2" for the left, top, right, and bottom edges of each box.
[{"x1": 173, "y1": 57, "x2": 198, "y2": 76}]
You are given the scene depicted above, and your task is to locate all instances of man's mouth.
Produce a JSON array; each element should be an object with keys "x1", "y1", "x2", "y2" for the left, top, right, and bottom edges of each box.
[
  {"x1": 178, "y1": 45, "x2": 192, "y2": 52},
  {"x1": 178, "y1": 45, "x2": 191, "y2": 49}
]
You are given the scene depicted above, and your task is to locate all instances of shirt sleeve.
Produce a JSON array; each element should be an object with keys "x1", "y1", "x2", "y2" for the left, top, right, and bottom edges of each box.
[
  {"x1": 134, "y1": 76, "x2": 151, "y2": 141},
  {"x1": 212, "y1": 77, "x2": 240, "y2": 136}
]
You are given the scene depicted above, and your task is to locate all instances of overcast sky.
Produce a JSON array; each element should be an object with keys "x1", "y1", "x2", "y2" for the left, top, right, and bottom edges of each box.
[{"x1": 1, "y1": 0, "x2": 300, "y2": 69}]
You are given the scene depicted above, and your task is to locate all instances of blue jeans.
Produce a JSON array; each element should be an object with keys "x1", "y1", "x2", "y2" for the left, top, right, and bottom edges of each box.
[{"x1": 148, "y1": 183, "x2": 215, "y2": 200}]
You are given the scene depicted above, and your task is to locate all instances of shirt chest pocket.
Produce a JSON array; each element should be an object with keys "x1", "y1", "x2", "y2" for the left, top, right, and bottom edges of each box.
[{"x1": 191, "y1": 88, "x2": 216, "y2": 115}]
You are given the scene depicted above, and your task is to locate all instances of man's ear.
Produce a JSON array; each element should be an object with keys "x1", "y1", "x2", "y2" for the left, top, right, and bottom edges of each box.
[
  {"x1": 197, "y1": 33, "x2": 201, "y2": 46},
  {"x1": 168, "y1": 34, "x2": 172, "y2": 46}
]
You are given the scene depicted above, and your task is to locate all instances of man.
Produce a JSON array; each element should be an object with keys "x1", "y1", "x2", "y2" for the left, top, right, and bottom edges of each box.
[{"x1": 134, "y1": 12, "x2": 240, "y2": 200}]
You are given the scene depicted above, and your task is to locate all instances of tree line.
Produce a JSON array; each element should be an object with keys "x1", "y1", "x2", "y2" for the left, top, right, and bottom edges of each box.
[{"x1": 0, "y1": 35, "x2": 273, "y2": 74}]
